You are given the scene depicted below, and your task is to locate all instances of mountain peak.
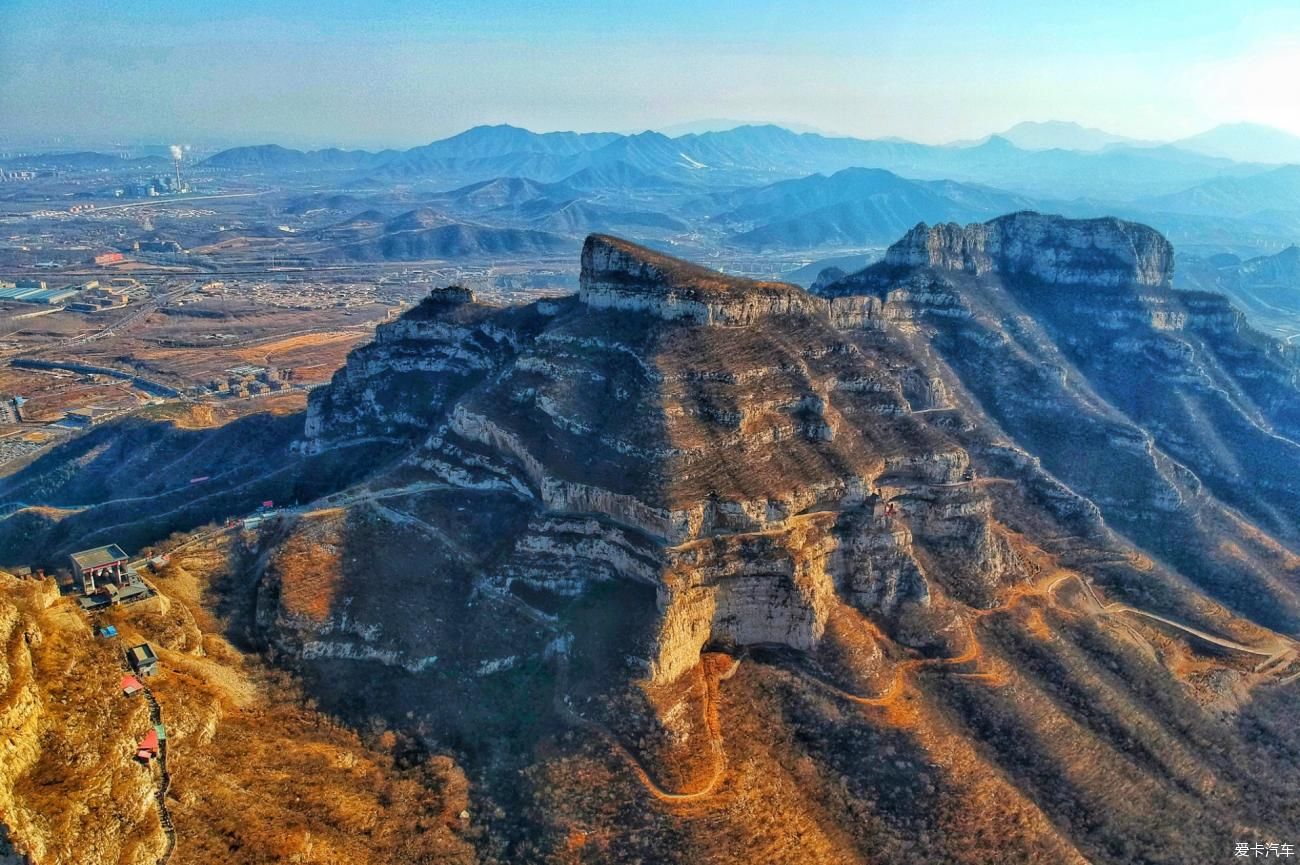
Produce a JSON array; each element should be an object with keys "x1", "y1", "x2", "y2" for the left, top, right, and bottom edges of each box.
[
  {"x1": 448, "y1": 122, "x2": 534, "y2": 138},
  {"x1": 884, "y1": 211, "x2": 1174, "y2": 287},
  {"x1": 996, "y1": 120, "x2": 1140, "y2": 151},
  {"x1": 579, "y1": 234, "x2": 820, "y2": 325},
  {"x1": 384, "y1": 207, "x2": 452, "y2": 231},
  {"x1": 1174, "y1": 122, "x2": 1300, "y2": 164},
  {"x1": 976, "y1": 134, "x2": 1019, "y2": 151}
]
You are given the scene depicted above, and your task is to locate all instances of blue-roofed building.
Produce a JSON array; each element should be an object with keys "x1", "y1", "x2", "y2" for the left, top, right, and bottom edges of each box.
[
  {"x1": 0, "y1": 285, "x2": 46, "y2": 300},
  {"x1": 30, "y1": 287, "x2": 79, "y2": 304},
  {"x1": 0, "y1": 284, "x2": 80, "y2": 304}
]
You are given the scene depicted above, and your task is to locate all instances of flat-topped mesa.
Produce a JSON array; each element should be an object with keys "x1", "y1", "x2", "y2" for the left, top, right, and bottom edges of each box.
[
  {"x1": 406, "y1": 284, "x2": 477, "y2": 315},
  {"x1": 579, "y1": 233, "x2": 824, "y2": 325},
  {"x1": 885, "y1": 212, "x2": 1174, "y2": 289}
]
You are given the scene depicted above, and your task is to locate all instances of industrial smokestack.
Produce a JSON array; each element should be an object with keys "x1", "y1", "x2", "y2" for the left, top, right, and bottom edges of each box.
[{"x1": 170, "y1": 144, "x2": 183, "y2": 191}]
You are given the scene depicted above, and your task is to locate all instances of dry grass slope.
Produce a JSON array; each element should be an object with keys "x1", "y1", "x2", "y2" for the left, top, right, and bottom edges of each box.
[{"x1": 0, "y1": 539, "x2": 479, "y2": 865}]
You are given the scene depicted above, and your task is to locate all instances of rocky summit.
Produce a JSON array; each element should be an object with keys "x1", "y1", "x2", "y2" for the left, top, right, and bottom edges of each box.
[
  {"x1": 4, "y1": 214, "x2": 1300, "y2": 865},
  {"x1": 882, "y1": 211, "x2": 1175, "y2": 287},
  {"x1": 234, "y1": 214, "x2": 1298, "y2": 862},
  {"x1": 298, "y1": 232, "x2": 1004, "y2": 685},
  {"x1": 579, "y1": 233, "x2": 825, "y2": 325}
]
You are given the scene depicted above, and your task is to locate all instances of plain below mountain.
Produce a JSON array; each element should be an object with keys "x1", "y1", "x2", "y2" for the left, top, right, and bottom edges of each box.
[{"x1": 1178, "y1": 244, "x2": 1300, "y2": 340}]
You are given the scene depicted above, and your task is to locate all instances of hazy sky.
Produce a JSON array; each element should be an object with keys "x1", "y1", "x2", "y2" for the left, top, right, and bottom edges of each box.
[{"x1": 3, "y1": 0, "x2": 1300, "y2": 148}]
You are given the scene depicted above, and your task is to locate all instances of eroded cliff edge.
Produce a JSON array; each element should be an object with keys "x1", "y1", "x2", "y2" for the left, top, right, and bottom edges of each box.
[
  {"x1": 279, "y1": 217, "x2": 1300, "y2": 692},
  {"x1": 287, "y1": 233, "x2": 1046, "y2": 688},
  {"x1": 74, "y1": 214, "x2": 1300, "y2": 864}
]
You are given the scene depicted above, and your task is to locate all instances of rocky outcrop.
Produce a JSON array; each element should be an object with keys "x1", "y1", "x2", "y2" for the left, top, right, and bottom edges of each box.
[
  {"x1": 281, "y1": 220, "x2": 1300, "y2": 706},
  {"x1": 883, "y1": 211, "x2": 1174, "y2": 288},
  {"x1": 0, "y1": 590, "x2": 44, "y2": 861},
  {"x1": 579, "y1": 234, "x2": 825, "y2": 325},
  {"x1": 281, "y1": 235, "x2": 1035, "y2": 688},
  {"x1": 302, "y1": 286, "x2": 504, "y2": 449},
  {"x1": 811, "y1": 266, "x2": 847, "y2": 292},
  {"x1": 818, "y1": 214, "x2": 1300, "y2": 632}
]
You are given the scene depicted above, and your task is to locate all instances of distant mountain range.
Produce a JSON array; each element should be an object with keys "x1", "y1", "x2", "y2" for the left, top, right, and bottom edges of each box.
[
  {"x1": 371, "y1": 125, "x2": 621, "y2": 181},
  {"x1": 197, "y1": 123, "x2": 1274, "y2": 202},
  {"x1": 425, "y1": 170, "x2": 692, "y2": 237},
  {"x1": 316, "y1": 206, "x2": 574, "y2": 261},
  {"x1": 413, "y1": 162, "x2": 1038, "y2": 249},
  {"x1": 1138, "y1": 165, "x2": 1300, "y2": 216},
  {"x1": 1178, "y1": 244, "x2": 1300, "y2": 339},
  {"x1": 976, "y1": 120, "x2": 1149, "y2": 152},
  {"x1": 511, "y1": 198, "x2": 691, "y2": 236},
  {"x1": 16, "y1": 120, "x2": 1299, "y2": 185},
  {"x1": 239, "y1": 124, "x2": 1300, "y2": 263},
  {"x1": 709, "y1": 167, "x2": 1035, "y2": 250},
  {"x1": 0, "y1": 151, "x2": 171, "y2": 170},
  {"x1": 31, "y1": 119, "x2": 1297, "y2": 266},
  {"x1": 202, "y1": 143, "x2": 398, "y2": 171},
  {"x1": 1173, "y1": 123, "x2": 1300, "y2": 165}
]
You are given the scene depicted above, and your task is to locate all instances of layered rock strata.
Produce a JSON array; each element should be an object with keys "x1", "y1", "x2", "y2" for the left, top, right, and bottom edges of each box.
[
  {"x1": 882, "y1": 211, "x2": 1174, "y2": 288},
  {"x1": 817, "y1": 211, "x2": 1300, "y2": 630},
  {"x1": 280, "y1": 216, "x2": 1299, "y2": 694},
  {"x1": 290, "y1": 235, "x2": 1028, "y2": 684}
]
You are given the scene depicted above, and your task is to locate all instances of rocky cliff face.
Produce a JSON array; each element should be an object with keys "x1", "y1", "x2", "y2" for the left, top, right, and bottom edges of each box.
[
  {"x1": 294, "y1": 235, "x2": 1020, "y2": 686},
  {"x1": 289, "y1": 223, "x2": 1300, "y2": 690},
  {"x1": 818, "y1": 212, "x2": 1300, "y2": 631},
  {"x1": 578, "y1": 234, "x2": 825, "y2": 325},
  {"x1": 237, "y1": 220, "x2": 1300, "y2": 864},
  {"x1": 882, "y1": 211, "x2": 1175, "y2": 288}
]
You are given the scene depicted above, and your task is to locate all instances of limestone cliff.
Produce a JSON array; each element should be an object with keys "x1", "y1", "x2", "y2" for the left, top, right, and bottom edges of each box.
[
  {"x1": 285, "y1": 234, "x2": 1042, "y2": 688},
  {"x1": 818, "y1": 211, "x2": 1300, "y2": 632},
  {"x1": 882, "y1": 211, "x2": 1174, "y2": 288},
  {"x1": 14, "y1": 216, "x2": 1300, "y2": 865},
  {"x1": 579, "y1": 234, "x2": 824, "y2": 325}
]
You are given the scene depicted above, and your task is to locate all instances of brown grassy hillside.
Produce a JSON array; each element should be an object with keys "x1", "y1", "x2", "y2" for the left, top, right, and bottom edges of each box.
[{"x1": 0, "y1": 544, "x2": 478, "y2": 865}]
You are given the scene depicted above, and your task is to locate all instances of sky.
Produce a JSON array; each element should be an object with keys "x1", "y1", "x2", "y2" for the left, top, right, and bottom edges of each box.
[{"x1": 3, "y1": 0, "x2": 1300, "y2": 149}]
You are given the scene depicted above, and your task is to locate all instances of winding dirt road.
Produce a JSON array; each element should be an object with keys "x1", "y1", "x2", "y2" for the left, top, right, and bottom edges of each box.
[
  {"x1": 1044, "y1": 570, "x2": 1292, "y2": 659},
  {"x1": 556, "y1": 653, "x2": 741, "y2": 804}
]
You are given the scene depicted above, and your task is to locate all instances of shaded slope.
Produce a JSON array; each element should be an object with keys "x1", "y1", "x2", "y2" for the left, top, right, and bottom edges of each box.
[{"x1": 817, "y1": 212, "x2": 1300, "y2": 630}]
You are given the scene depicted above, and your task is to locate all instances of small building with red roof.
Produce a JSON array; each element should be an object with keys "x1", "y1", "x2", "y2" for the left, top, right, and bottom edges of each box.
[{"x1": 136, "y1": 728, "x2": 159, "y2": 763}]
